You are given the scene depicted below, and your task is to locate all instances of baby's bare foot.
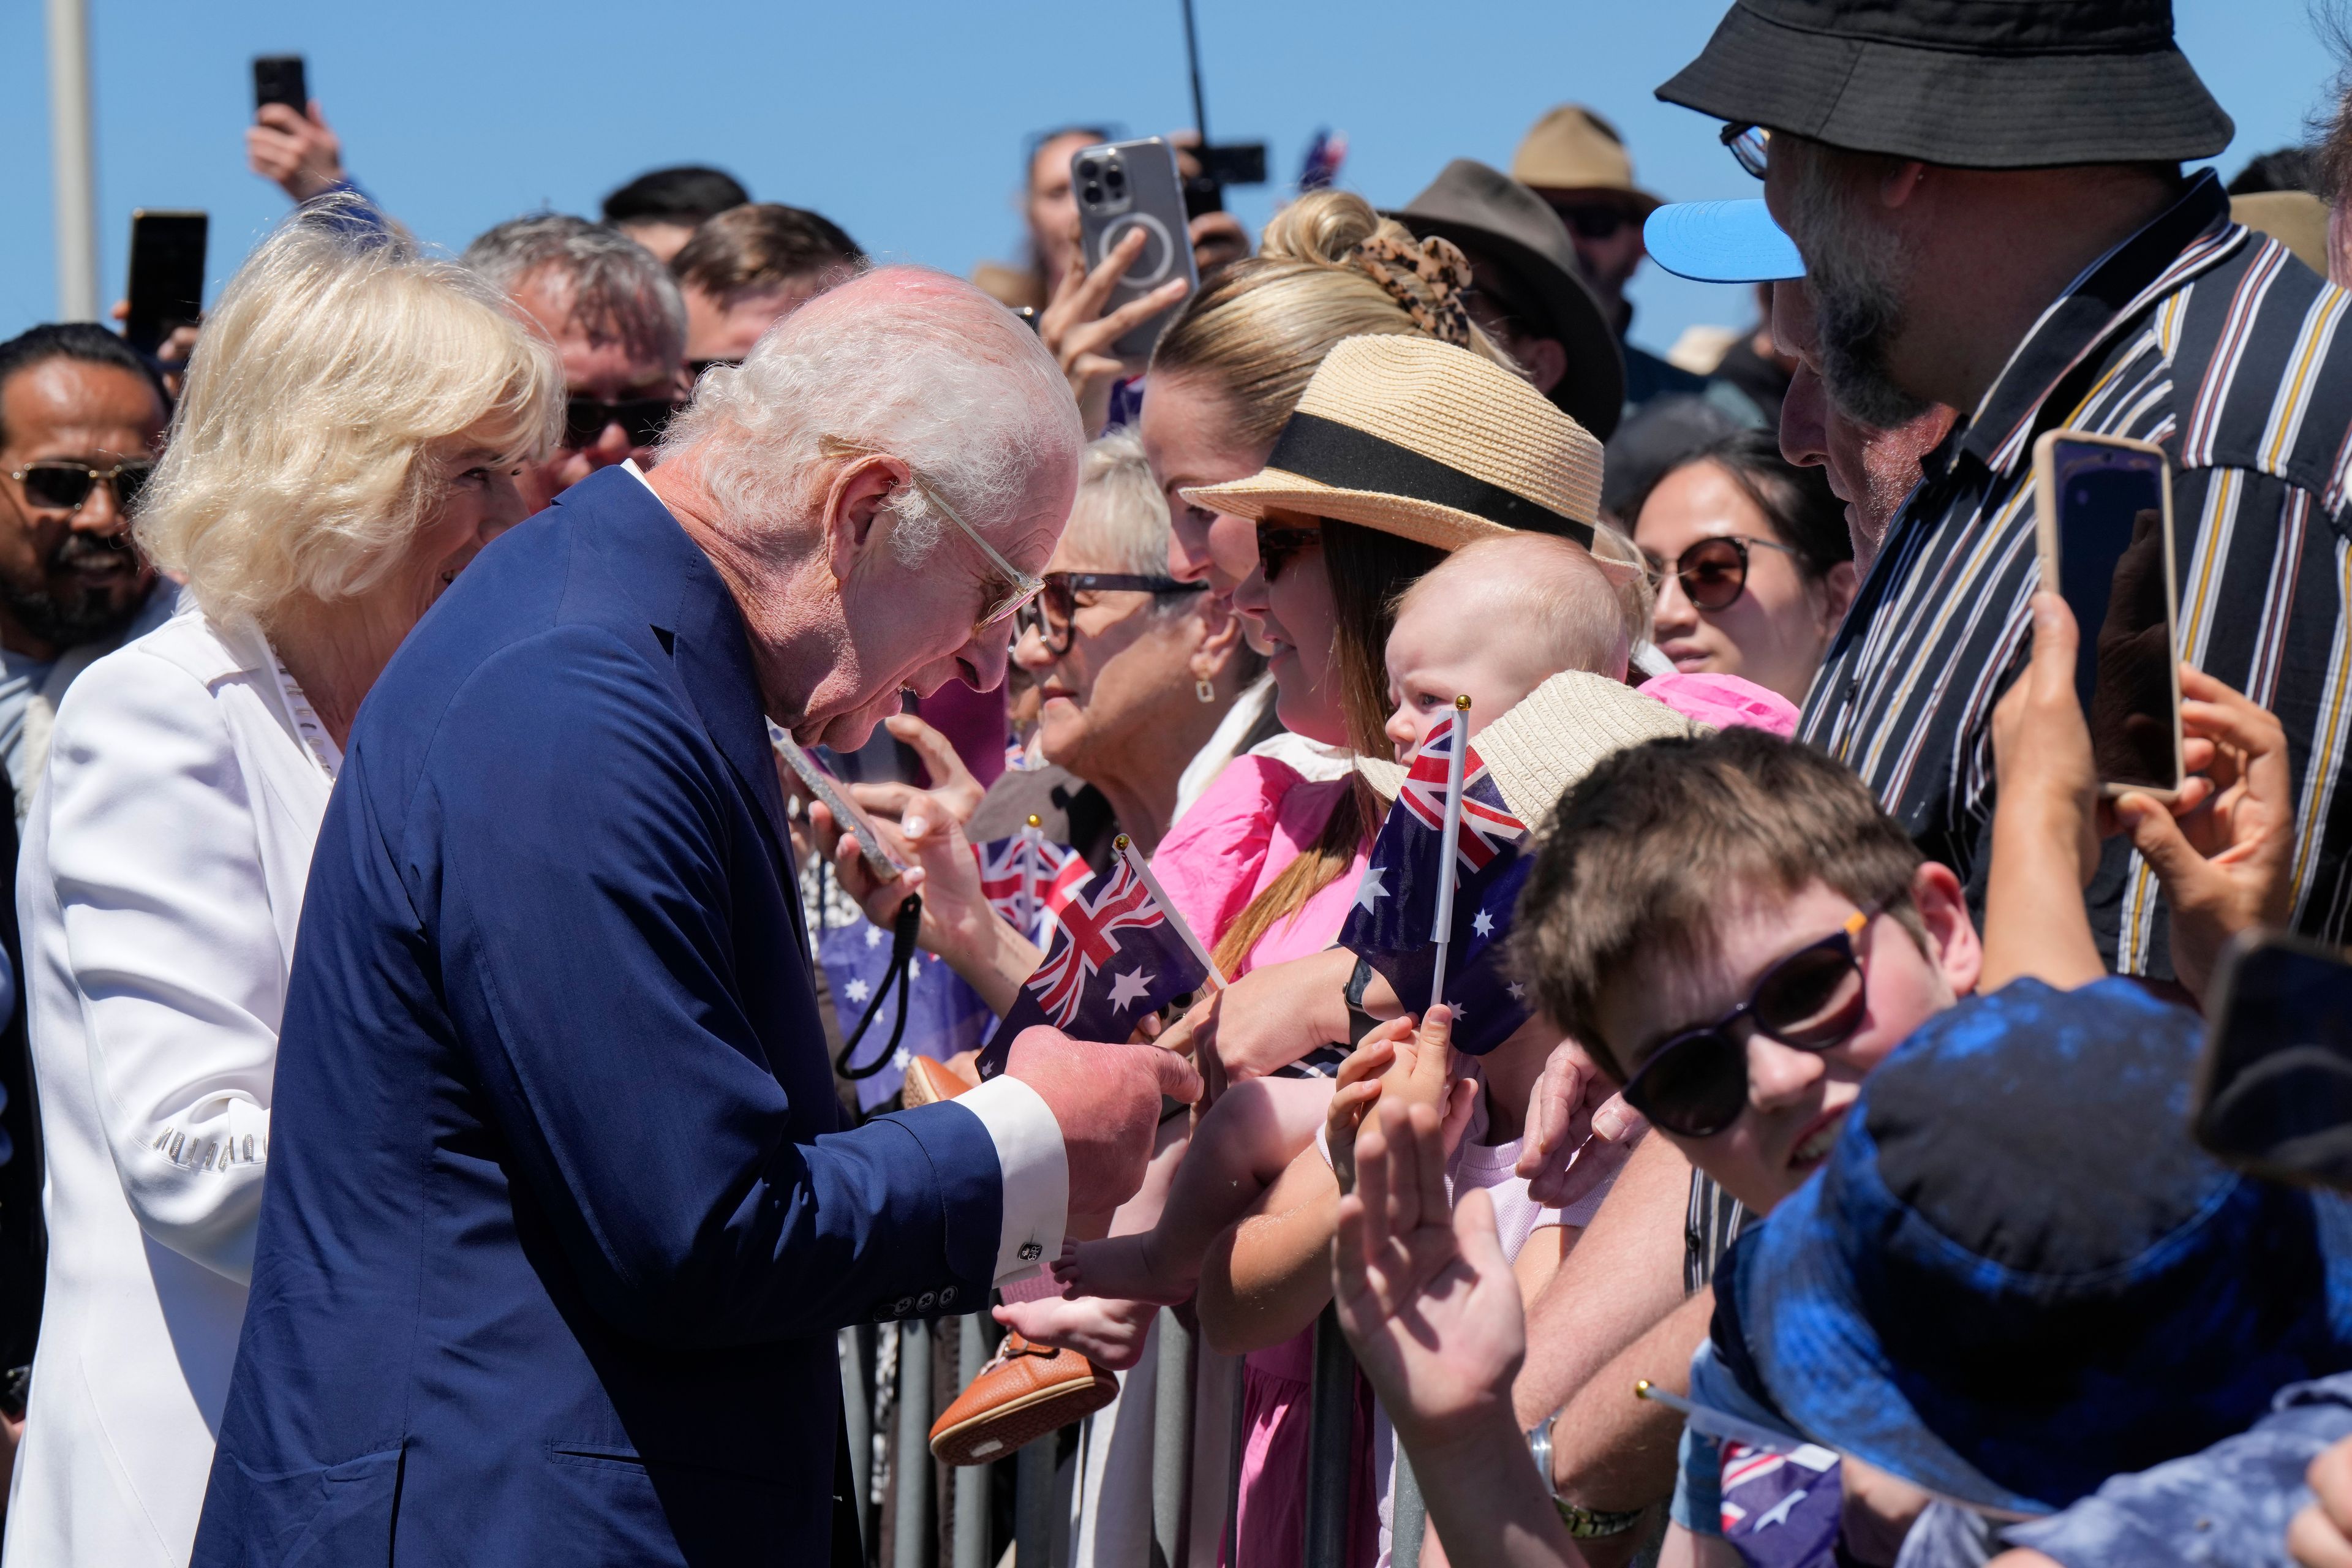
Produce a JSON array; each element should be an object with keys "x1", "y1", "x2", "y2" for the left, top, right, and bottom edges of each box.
[{"x1": 1052, "y1": 1231, "x2": 1196, "y2": 1306}]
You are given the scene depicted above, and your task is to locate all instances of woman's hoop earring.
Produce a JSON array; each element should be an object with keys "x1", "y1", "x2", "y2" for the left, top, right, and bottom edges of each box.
[{"x1": 1194, "y1": 679, "x2": 1216, "y2": 704}]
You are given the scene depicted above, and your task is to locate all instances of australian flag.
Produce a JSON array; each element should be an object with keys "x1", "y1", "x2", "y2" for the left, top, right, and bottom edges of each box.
[
  {"x1": 1338, "y1": 710, "x2": 1534, "y2": 1055},
  {"x1": 972, "y1": 829, "x2": 1091, "y2": 942},
  {"x1": 977, "y1": 854, "x2": 1208, "y2": 1077},
  {"x1": 816, "y1": 921, "x2": 997, "y2": 1113}
]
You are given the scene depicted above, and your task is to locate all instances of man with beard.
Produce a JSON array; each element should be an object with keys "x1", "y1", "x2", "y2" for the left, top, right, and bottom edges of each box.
[
  {"x1": 1656, "y1": 0, "x2": 2352, "y2": 976},
  {"x1": 0, "y1": 322, "x2": 173, "y2": 1502}
]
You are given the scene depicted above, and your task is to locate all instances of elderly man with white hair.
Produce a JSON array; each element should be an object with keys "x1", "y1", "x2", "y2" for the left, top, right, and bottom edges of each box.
[{"x1": 189, "y1": 268, "x2": 1196, "y2": 1568}]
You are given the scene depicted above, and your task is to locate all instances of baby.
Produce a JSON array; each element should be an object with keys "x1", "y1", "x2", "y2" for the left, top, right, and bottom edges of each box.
[{"x1": 1054, "y1": 533, "x2": 1630, "y2": 1306}]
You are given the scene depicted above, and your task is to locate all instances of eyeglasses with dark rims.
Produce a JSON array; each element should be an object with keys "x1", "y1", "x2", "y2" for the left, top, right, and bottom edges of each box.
[
  {"x1": 1643, "y1": 534, "x2": 1803, "y2": 612},
  {"x1": 1014, "y1": 571, "x2": 1206, "y2": 657},
  {"x1": 9, "y1": 458, "x2": 154, "y2": 514},
  {"x1": 1722, "y1": 123, "x2": 1771, "y2": 181}
]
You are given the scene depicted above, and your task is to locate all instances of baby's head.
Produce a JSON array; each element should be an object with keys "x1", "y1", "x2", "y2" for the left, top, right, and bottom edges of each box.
[{"x1": 1383, "y1": 532, "x2": 1630, "y2": 760}]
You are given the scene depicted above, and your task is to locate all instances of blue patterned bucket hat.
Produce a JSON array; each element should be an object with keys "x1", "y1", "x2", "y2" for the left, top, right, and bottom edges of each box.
[{"x1": 1713, "y1": 977, "x2": 2352, "y2": 1515}]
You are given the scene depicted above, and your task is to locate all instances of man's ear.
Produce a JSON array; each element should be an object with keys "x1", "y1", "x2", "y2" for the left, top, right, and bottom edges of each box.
[
  {"x1": 822, "y1": 455, "x2": 913, "y2": 590},
  {"x1": 1910, "y1": 860, "x2": 1982, "y2": 999},
  {"x1": 1819, "y1": 558, "x2": 1860, "y2": 630},
  {"x1": 1517, "y1": 336, "x2": 1569, "y2": 397},
  {"x1": 1878, "y1": 159, "x2": 1929, "y2": 211}
]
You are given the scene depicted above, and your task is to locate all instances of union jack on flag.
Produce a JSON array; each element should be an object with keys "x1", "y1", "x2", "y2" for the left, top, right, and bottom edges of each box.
[
  {"x1": 972, "y1": 831, "x2": 1090, "y2": 940},
  {"x1": 1395, "y1": 710, "x2": 1526, "y2": 874},
  {"x1": 977, "y1": 853, "x2": 1209, "y2": 1077}
]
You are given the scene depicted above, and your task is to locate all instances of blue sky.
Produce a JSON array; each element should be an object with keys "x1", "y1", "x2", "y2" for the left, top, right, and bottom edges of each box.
[{"x1": 0, "y1": 1, "x2": 2337, "y2": 358}]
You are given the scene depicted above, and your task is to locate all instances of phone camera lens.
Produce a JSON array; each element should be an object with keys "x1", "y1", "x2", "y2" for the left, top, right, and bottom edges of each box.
[
  {"x1": 1082, "y1": 184, "x2": 1102, "y2": 204},
  {"x1": 1106, "y1": 168, "x2": 1126, "y2": 189},
  {"x1": 1076, "y1": 160, "x2": 1098, "y2": 179}
]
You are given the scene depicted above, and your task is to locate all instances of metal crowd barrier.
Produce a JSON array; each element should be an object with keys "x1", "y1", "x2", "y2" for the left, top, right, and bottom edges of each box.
[{"x1": 840, "y1": 1302, "x2": 1424, "y2": 1567}]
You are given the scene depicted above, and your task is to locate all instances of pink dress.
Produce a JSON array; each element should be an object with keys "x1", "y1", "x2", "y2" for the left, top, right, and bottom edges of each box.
[{"x1": 1150, "y1": 753, "x2": 1377, "y2": 1567}]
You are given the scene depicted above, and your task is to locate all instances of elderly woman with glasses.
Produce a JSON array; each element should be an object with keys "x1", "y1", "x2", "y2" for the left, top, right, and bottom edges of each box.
[
  {"x1": 1632, "y1": 428, "x2": 1856, "y2": 707},
  {"x1": 4, "y1": 209, "x2": 560, "y2": 1566}
]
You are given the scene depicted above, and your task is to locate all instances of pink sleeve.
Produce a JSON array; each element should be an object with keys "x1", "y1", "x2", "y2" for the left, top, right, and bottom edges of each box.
[
  {"x1": 1637, "y1": 672, "x2": 1801, "y2": 737},
  {"x1": 1148, "y1": 753, "x2": 1305, "y2": 948}
]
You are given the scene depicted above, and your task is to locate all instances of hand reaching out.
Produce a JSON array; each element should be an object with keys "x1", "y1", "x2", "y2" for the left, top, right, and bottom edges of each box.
[
  {"x1": 1038, "y1": 220, "x2": 1190, "y2": 437},
  {"x1": 247, "y1": 101, "x2": 345, "y2": 203},
  {"x1": 1326, "y1": 1019, "x2": 1411, "y2": 1196},
  {"x1": 846, "y1": 714, "x2": 987, "y2": 829},
  {"x1": 1515, "y1": 1033, "x2": 1647, "y2": 1209}
]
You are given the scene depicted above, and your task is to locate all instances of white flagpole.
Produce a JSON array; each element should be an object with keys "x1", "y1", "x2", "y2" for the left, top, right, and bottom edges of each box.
[
  {"x1": 1115, "y1": 833, "x2": 1228, "y2": 989},
  {"x1": 1021, "y1": 813, "x2": 1043, "y2": 938},
  {"x1": 1427, "y1": 696, "x2": 1471, "y2": 1013}
]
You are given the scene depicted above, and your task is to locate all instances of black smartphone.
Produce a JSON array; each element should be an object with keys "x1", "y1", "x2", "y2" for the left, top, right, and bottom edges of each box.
[
  {"x1": 2193, "y1": 932, "x2": 2352, "y2": 1189},
  {"x1": 2030, "y1": 429, "x2": 2186, "y2": 800},
  {"x1": 124, "y1": 211, "x2": 208, "y2": 355},
  {"x1": 253, "y1": 54, "x2": 307, "y2": 114},
  {"x1": 1072, "y1": 138, "x2": 1199, "y2": 364}
]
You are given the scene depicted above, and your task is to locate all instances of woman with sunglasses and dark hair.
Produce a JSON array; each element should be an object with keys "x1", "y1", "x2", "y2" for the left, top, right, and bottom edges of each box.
[{"x1": 1634, "y1": 428, "x2": 1856, "y2": 707}]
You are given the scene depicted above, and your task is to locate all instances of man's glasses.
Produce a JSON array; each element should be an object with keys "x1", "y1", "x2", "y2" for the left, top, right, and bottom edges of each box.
[
  {"x1": 1014, "y1": 571, "x2": 1205, "y2": 657},
  {"x1": 1645, "y1": 535, "x2": 1801, "y2": 612},
  {"x1": 1256, "y1": 521, "x2": 1322, "y2": 584},
  {"x1": 1722, "y1": 123, "x2": 1770, "y2": 181},
  {"x1": 562, "y1": 397, "x2": 682, "y2": 450},
  {"x1": 816, "y1": 435, "x2": 1045, "y2": 631},
  {"x1": 1618, "y1": 905, "x2": 1887, "y2": 1139},
  {"x1": 10, "y1": 459, "x2": 154, "y2": 514}
]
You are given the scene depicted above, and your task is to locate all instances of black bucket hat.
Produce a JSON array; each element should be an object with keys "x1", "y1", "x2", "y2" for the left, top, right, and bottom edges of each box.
[
  {"x1": 1657, "y1": 0, "x2": 2233, "y2": 168},
  {"x1": 1388, "y1": 159, "x2": 1626, "y2": 440}
]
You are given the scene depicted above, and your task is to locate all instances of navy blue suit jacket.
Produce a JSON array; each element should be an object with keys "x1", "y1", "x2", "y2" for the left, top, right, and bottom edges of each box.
[{"x1": 192, "y1": 469, "x2": 1005, "y2": 1566}]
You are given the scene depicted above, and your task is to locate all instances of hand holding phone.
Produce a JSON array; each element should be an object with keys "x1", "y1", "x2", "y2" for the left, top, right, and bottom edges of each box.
[
  {"x1": 252, "y1": 55, "x2": 307, "y2": 113},
  {"x1": 1071, "y1": 138, "x2": 1199, "y2": 364}
]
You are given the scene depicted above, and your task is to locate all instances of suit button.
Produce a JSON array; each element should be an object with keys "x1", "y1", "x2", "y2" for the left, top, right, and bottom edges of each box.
[
  {"x1": 940, "y1": 1286, "x2": 957, "y2": 1306},
  {"x1": 894, "y1": 1296, "x2": 914, "y2": 1316},
  {"x1": 1018, "y1": 1242, "x2": 1042, "y2": 1262},
  {"x1": 917, "y1": 1291, "x2": 937, "y2": 1311}
]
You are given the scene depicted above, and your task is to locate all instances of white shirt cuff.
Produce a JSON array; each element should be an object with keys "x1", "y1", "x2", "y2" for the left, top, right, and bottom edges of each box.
[{"x1": 955, "y1": 1075, "x2": 1069, "y2": 1286}]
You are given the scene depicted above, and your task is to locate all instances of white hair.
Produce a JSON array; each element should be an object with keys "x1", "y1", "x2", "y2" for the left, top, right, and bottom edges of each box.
[
  {"x1": 1065, "y1": 429, "x2": 1178, "y2": 588},
  {"x1": 658, "y1": 266, "x2": 1082, "y2": 565}
]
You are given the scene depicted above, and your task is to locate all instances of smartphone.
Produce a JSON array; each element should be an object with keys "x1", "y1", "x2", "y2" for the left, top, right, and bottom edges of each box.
[
  {"x1": 2193, "y1": 931, "x2": 2352, "y2": 1190},
  {"x1": 1072, "y1": 138, "x2": 1199, "y2": 364},
  {"x1": 2030, "y1": 429, "x2": 2185, "y2": 801},
  {"x1": 770, "y1": 726, "x2": 908, "y2": 881},
  {"x1": 123, "y1": 211, "x2": 208, "y2": 355},
  {"x1": 253, "y1": 54, "x2": 307, "y2": 114}
]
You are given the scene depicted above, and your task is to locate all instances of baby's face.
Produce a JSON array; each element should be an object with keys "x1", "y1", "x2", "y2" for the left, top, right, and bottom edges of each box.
[{"x1": 1382, "y1": 597, "x2": 1558, "y2": 760}]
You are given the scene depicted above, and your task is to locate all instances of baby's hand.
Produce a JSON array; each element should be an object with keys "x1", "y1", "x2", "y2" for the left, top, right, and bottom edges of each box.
[{"x1": 1328, "y1": 1019, "x2": 1408, "y2": 1195}]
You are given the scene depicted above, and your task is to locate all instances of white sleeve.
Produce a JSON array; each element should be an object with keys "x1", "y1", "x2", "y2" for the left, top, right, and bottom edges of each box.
[
  {"x1": 39, "y1": 654, "x2": 282, "y2": 1282},
  {"x1": 952, "y1": 1075, "x2": 1069, "y2": 1285}
]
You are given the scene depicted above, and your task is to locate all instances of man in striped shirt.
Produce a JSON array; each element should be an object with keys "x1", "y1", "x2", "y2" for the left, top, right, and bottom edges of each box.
[{"x1": 1659, "y1": 0, "x2": 2352, "y2": 976}]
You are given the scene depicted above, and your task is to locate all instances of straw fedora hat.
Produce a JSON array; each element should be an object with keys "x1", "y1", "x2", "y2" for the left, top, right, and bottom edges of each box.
[
  {"x1": 1182, "y1": 334, "x2": 1605, "y2": 552},
  {"x1": 1354, "y1": 668, "x2": 1702, "y2": 815}
]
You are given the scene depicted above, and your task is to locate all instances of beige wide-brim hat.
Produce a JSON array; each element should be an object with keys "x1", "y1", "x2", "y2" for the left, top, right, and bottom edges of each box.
[
  {"x1": 1182, "y1": 334, "x2": 1605, "y2": 552},
  {"x1": 1512, "y1": 104, "x2": 1665, "y2": 214},
  {"x1": 1355, "y1": 668, "x2": 1704, "y2": 818}
]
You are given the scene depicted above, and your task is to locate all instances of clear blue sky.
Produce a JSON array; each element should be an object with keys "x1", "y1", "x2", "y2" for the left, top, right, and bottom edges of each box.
[{"x1": 0, "y1": 0, "x2": 2337, "y2": 358}]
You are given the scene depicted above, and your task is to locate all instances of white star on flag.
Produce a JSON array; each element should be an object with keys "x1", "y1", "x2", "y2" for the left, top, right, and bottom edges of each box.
[
  {"x1": 891, "y1": 1047, "x2": 912, "y2": 1071},
  {"x1": 844, "y1": 977, "x2": 872, "y2": 1005},
  {"x1": 1472, "y1": 908, "x2": 1495, "y2": 938},
  {"x1": 1449, "y1": 1000, "x2": 1469, "y2": 1020},
  {"x1": 1354, "y1": 866, "x2": 1389, "y2": 913},
  {"x1": 864, "y1": 926, "x2": 884, "y2": 949},
  {"x1": 1106, "y1": 968, "x2": 1156, "y2": 1012},
  {"x1": 1507, "y1": 980, "x2": 1527, "y2": 1001}
]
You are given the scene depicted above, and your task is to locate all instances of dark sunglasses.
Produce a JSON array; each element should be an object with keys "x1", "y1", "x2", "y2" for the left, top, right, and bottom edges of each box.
[
  {"x1": 1255, "y1": 522, "x2": 1322, "y2": 584},
  {"x1": 562, "y1": 396, "x2": 681, "y2": 449},
  {"x1": 1645, "y1": 534, "x2": 1802, "y2": 613},
  {"x1": 1014, "y1": 571, "x2": 1204, "y2": 657},
  {"x1": 1554, "y1": 202, "x2": 1635, "y2": 241},
  {"x1": 687, "y1": 357, "x2": 739, "y2": 382},
  {"x1": 1619, "y1": 904, "x2": 1888, "y2": 1139},
  {"x1": 10, "y1": 458, "x2": 153, "y2": 514},
  {"x1": 1722, "y1": 123, "x2": 1770, "y2": 181}
]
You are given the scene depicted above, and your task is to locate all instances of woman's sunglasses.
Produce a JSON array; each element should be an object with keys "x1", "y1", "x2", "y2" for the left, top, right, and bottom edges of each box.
[
  {"x1": 1618, "y1": 903, "x2": 1887, "y2": 1139},
  {"x1": 1256, "y1": 521, "x2": 1322, "y2": 584},
  {"x1": 1014, "y1": 571, "x2": 1204, "y2": 657},
  {"x1": 10, "y1": 458, "x2": 153, "y2": 514},
  {"x1": 1645, "y1": 534, "x2": 1801, "y2": 613},
  {"x1": 562, "y1": 396, "x2": 682, "y2": 449}
]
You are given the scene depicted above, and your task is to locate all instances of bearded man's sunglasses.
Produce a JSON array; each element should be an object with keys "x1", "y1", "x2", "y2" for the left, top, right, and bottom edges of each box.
[
  {"x1": 1618, "y1": 902, "x2": 1891, "y2": 1139},
  {"x1": 10, "y1": 459, "x2": 153, "y2": 514}
]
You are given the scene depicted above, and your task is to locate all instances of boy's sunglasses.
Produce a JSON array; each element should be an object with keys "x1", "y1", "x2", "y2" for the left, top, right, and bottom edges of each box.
[
  {"x1": 562, "y1": 396, "x2": 682, "y2": 449},
  {"x1": 1014, "y1": 571, "x2": 1204, "y2": 657},
  {"x1": 1256, "y1": 521, "x2": 1322, "y2": 583},
  {"x1": 1645, "y1": 535, "x2": 1801, "y2": 613},
  {"x1": 1618, "y1": 903, "x2": 1887, "y2": 1139},
  {"x1": 10, "y1": 458, "x2": 153, "y2": 514}
]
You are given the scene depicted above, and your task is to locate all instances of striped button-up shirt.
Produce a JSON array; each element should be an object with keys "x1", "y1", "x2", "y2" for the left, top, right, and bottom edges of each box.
[{"x1": 1802, "y1": 171, "x2": 2352, "y2": 974}]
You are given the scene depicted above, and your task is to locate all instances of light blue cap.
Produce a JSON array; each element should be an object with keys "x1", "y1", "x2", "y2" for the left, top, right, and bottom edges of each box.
[{"x1": 1642, "y1": 199, "x2": 1804, "y2": 284}]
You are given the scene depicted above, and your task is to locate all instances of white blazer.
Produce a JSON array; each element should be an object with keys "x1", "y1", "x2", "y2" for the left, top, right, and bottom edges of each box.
[{"x1": 3, "y1": 604, "x2": 336, "y2": 1568}]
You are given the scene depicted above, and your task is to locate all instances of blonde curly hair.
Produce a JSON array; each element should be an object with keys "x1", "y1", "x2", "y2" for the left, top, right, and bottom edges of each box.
[{"x1": 136, "y1": 203, "x2": 562, "y2": 628}]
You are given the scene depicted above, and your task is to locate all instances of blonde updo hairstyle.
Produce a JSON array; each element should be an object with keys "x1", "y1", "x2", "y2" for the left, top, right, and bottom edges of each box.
[{"x1": 137, "y1": 203, "x2": 563, "y2": 630}]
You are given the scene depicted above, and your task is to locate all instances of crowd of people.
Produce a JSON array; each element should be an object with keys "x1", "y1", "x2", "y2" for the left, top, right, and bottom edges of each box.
[{"x1": 2, "y1": 2, "x2": 2352, "y2": 1566}]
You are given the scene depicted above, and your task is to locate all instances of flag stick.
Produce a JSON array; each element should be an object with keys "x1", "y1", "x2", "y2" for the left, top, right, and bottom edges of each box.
[
  {"x1": 1116, "y1": 833, "x2": 1228, "y2": 989},
  {"x1": 1021, "y1": 814, "x2": 1042, "y2": 937},
  {"x1": 1634, "y1": 1381, "x2": 1813, "y2": 1457},
  {"x1": 1427, "y1": 696, "x2": 1471, "y2": 1012}
]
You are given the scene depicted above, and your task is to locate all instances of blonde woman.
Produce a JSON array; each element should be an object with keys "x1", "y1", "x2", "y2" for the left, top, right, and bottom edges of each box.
[{"x1": 3, "y1": 210, "x2": 559, "y2": 1567}]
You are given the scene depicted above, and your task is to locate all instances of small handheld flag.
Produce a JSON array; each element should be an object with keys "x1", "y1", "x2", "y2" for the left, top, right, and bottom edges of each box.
[
  {"x1": 973, "y1": 818, "x2": 1089, "y2": 942},
  {"x1": 977, "y1": 835, "x2": 1215, "y2": 1077}
]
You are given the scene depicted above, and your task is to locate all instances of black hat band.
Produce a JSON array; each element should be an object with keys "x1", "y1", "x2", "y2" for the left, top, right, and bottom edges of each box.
[{"x1": 1268, "y1": 412, "x2": 1594, "y2": 547}]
